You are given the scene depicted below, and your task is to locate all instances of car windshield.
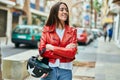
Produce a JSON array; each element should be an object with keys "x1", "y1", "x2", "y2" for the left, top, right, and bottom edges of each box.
[{"x1": 14, "y1": 28, "x2": 30, "y2": 34}]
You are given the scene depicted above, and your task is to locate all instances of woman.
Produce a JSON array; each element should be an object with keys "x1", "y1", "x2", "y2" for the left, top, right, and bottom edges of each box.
[
  {"x1": 38, "y1": 2, "x2": 77, "y2": 80},
  {"x1": 108, "y1": 27, "x2": 113, "y2": 42},
  {"x1": 103, "y1": 24, "x2": 107, "y2": 42}
]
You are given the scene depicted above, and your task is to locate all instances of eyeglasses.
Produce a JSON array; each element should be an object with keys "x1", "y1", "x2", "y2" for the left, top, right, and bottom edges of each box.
[{"x1": 59, "y1": 8, "x2": 68, "y2": 12}]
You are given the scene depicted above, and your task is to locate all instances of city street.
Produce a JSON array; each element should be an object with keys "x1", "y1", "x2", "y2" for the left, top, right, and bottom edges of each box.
[
  {"x1": 1, "y1": 37, "x2": 97, "y2": 58},
  {"x1": 0, "y1": 36, "x2": 120, "y2": 80},
  {"x1": 0, "y1": 0, "x2": 120, "y2": 80},
  {"x1": 1, "y1": 36, "x2": 98, "y2": 80},
  {"x1": 1, "y1": 40, "x2": 37, "y2": 58},
  {"x1": 0, "y1": 37, "x2": 97, "y2": 80}
]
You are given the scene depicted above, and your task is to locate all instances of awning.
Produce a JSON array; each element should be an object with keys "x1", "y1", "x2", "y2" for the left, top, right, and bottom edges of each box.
[
  {"x1": 113, "y1": 0, "x2": 120, "y2": 4},
  {"x1": 102, "y1": 17, "x2": 113, "y2": 24},
  {"x1": 107, "y1": 3, "x2": 120, "y2": 15},
  {"x1": 106, "y1": 10, "x2": 117, "y2": 16}
]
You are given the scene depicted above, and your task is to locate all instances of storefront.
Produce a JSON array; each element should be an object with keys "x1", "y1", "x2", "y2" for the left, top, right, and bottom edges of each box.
[
  {"x1": 21, "y1": 9, "x2": 48, "y2": 27},
  {"x1": 107, "y1": 0, "x2": 120, "y2": 48},
  {"x1": 114, "y1": 13, "x2": 120, "y2": 47},
  {"x1": 13, "y1": 0, "x2": 48, "y2": 29},
  {"x1": 0, "y1": 1, "x2": 15, "y2": 39}
]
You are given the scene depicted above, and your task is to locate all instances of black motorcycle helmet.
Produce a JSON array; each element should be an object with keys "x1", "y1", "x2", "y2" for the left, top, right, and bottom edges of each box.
[{"x1": 27, "y1": 56, "x2": 52, "y2": 78}]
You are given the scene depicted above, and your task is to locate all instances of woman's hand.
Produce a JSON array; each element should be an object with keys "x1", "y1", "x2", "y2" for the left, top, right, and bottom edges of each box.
[
  {"x1": 46, "y1": 44, "x2": 54, "y2": 51},
  {"x1": 66, "y1": 43, "x2": 77, "y2": 49},
  {"x1": 40, "y1": 73, "x2": 49, "y2": 78}
]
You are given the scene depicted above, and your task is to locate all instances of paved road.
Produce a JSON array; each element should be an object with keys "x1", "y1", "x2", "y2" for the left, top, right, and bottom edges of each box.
[
  {"x1": 0, "y1": 37, "x2": 98, "y2": 80},
  {"x1": 0, "y1": 39, "x2": 37, "y2": 58}
]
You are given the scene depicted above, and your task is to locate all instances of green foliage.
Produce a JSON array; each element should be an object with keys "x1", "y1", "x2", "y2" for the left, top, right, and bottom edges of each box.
[{"x1": 93, "y1": 0, "x2": 102, "y2": 12}]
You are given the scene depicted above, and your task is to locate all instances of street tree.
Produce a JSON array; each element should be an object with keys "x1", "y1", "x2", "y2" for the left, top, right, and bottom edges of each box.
[{"x1": 93, "y1": 0, "x2": 102, "y2": 28}]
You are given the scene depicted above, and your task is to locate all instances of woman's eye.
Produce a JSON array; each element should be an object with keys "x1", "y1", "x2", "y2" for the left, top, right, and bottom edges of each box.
[
  {"x1": 59, "y1": 8, "x2": 68, "y2": 12},
  {"x1": 65, "y1": 9, "x2": 68, "y2": 12},
  {"x1": 60, "y1": 8, "x2": 64, "y2": 11}
]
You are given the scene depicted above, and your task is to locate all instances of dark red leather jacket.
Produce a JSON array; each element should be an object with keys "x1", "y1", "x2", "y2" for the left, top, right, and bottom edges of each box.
[{"x1": 38, "y1": 25, "x2": 77, "y2": 63}]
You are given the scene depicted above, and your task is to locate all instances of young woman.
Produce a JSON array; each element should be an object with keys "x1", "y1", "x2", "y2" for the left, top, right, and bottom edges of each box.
[
  {"x1": 108, "y1": 27, "x2": 113, "y2": 42},
  {"x1": 103, "y1": 24, "x2": 107, "y2": 42},
  {"x1": 38, "y1": 2, "x2": 77, "y2": 80}
]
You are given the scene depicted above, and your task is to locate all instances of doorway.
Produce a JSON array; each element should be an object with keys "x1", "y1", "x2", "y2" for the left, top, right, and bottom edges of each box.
[{"x1": 0, "y1": 10, "x2": 7, "y2": 37}]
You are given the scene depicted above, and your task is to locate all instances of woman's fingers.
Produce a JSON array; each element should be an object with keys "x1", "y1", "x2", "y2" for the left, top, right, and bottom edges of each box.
[{"x1": 40, "y1": 73, "x2": 48, "y2": 78}]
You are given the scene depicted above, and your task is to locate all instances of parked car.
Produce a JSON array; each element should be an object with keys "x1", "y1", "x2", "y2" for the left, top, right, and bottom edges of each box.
[
  {"x1": 77, "y1": 28, "x2": 94, "y2": 45},
  {"x1": 87, "y1": 29, "x2": 94, "y2": 41},
  {"x1": 91, "y1": 29, "x2": 102, "y2": 39},
  {"x1": 11, "y1": 25, "x2": 42, "y2": 48}
]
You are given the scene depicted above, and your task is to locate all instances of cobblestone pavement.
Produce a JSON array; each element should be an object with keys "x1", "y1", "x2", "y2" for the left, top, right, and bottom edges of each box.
[
  {"x1": 73, "y1": 76, "x2": 95, "y2": 80},
  {"x1": 73, "y1": 62, "x2": 95, "y2": 80}
]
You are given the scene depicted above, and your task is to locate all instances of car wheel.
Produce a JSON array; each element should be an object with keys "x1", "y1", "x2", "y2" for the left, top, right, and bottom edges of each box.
[{"x1": 15, "y1": 43, "x2": 20, "y2": 48}]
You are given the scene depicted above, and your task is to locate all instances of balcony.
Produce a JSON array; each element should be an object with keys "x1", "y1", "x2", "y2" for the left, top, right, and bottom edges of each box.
[
  {"x1": 0, "y1": 0, "x2": 15, "y2": 6},
  {"x1": 113, "y1": 0, "x2": 120, "y2": 6},
  {"x1": 107, "y1": 3, "x2": 120, "y2": 15}
]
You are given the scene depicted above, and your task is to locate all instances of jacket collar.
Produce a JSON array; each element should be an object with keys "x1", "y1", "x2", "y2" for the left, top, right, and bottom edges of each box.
[{"x1": 43, "y1": 24, "x2": 72, "y2": 33}]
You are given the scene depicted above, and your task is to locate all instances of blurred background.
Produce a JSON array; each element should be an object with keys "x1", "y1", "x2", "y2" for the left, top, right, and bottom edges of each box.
[
  {"x1": 0, "y1": 0, "x2": 120, "y2": 47},
  {"x1": 0, "y1": 0, "x2": 120, "y2": 80}
]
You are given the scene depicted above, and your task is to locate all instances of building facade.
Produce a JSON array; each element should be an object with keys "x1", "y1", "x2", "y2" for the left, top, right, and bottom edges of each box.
[
  {"x1": 0, "y1": 0, "x2": 48, "y2": 43},
  {"x1": 107, "y1": 0, "x2": 120, "y2": 47},
  {"x1": 0, "y1": 0, "x2": 15, "y2": 40}
]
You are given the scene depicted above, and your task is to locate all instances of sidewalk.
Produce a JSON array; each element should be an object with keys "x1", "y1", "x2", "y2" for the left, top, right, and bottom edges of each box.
[
  {"x1": 25, "y1": 37, "x2": 120, "y2": 80},
  {"x1": 95, "y1": 37, "x2": 120, "y2": 80},
  {"x1": 0, "y1": 37, "x2": 8, "y2": 45},
  {"x1": 0, "y1": 37, "x2": 12, "y2": 46}
]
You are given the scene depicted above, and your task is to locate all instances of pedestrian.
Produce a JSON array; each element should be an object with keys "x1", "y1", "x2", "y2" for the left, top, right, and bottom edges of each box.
[
  {"x1": 38, "y1": 2, "x2": 77, "y2": 80},
  {"x1": 108, "y1": 27, "x2": 113, "y2": 42},
  {"x1": 103, "y1": 24, "x2": 107, "y2": 42}
]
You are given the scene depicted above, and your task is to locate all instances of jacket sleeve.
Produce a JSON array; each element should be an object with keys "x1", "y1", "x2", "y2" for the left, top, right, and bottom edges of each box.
[
  {"x1": 53, "y1": 29, "x2": 77, "y2": 59},
  {"x1": 38, "y1": 31, "x2": 47, "y2": 55},
  {"x1": 38, "y1": 31, "x2": 62, "y2": 59}
]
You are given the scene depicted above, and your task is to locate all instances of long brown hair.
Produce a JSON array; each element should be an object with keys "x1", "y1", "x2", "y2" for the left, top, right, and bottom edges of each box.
[{"x1": 45, "y1": 2, "x2": 69, "y2": 27}]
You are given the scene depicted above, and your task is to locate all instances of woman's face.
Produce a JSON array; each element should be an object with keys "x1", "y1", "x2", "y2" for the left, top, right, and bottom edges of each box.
[{"x1": 58, "y1": 4, "x2": 68, "y2": 23}]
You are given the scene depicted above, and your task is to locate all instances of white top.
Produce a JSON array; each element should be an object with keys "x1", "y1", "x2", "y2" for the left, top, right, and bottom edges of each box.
[{"x1": 49, "y1": 28, "x2": 73, "y2": 70}]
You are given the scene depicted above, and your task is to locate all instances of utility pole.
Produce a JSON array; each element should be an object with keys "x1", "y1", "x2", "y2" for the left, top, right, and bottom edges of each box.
[{"x1": 90, "y1": 0, "x2": 93, "y2": 28}]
